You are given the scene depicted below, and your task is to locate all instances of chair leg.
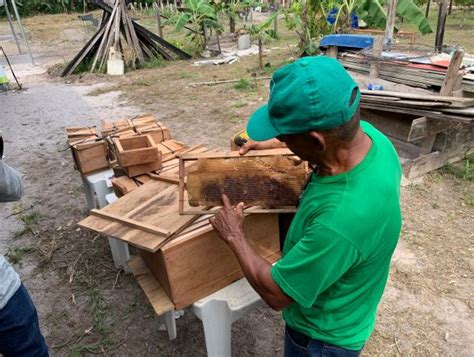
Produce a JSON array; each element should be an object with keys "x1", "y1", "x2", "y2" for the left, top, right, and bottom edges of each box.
[
  {"x1": 107, "y1": 238, "x2": 130, "y2": 272},
  {"x1": 196, "y1": 300, "x2": 232, "y2": 357}
]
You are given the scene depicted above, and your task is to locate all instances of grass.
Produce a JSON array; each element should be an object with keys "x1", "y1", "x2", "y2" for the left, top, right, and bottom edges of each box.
[
  {"x1": 439, "y1": 156, "x2": 473, "y2": 181},
  {"x1": 233, "y1": 78, "x2": 256, "y2": 92},
  {"x1": 14, "y1": 211, "x2": 44, "y2": 238},
  {"x1": 396, "y1": 6, "x2": 474, "y2": 52},
  {"x1": 5, "y1": 245, "x2": 35, "y2": 265},
  {"x1": 141, "y1": 57, "x2": 166, "y2": 69}
]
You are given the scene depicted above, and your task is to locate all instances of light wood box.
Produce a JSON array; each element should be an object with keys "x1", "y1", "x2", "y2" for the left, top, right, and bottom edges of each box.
[{"x1": 139, "y1": 214, "x2": 280, "y2": 309}]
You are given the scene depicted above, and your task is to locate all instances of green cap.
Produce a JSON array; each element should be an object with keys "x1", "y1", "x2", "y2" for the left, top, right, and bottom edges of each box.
[{"x1": 247, "y1": 56, "x2": 360, "y2": 141}]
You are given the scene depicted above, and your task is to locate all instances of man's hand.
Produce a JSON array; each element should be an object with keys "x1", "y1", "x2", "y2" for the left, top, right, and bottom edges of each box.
[
  {"x1": 239, "y1": 138, "x2": 287, "y2": 155},
  {"x1": 210, "y1": 195, "x2": 245, "y2": 245}
]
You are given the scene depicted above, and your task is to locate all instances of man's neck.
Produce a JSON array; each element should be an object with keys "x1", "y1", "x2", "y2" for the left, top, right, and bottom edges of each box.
[{"x1": 312, "y1": 128, "x2": 372, "y2": 176}]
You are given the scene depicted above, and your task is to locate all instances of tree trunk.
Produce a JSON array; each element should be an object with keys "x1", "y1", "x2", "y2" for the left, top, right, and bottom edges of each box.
[
  {"x1": 425, "y1": 0, "x2": 430, "y2": 18},
  {"x1": 229, "y1": 14, "x2": 236, "y2": 33},
  {"x1": 448, "y1": 0, "x2": 453, "y2": 15},
  {"x1": 258, "y1": 38, "x2": 263, "y2": 69}
]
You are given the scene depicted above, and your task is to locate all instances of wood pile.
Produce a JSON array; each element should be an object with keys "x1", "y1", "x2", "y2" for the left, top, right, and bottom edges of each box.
[
  {"x1": 360, "y1": 90, "x2": 474, "y2": 125},
  {"x1": 62, "y1": 0, "x2": 191, "y2": 77},
  {"x1": 339, "y1": 53, "x2": 474, "y2": 94}
]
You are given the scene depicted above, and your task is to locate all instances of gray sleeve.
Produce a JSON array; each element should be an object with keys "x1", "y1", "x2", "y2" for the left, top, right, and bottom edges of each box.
[{"x1": 0, "y1": 161, "x2": 24, "y2": 202}]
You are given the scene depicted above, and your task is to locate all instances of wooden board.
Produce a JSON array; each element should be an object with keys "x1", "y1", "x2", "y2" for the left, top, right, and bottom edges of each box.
[
  {"x1": 78, "y1": 180, "x2": 198, "y2": 252},
  {"x1": 111, "y1": 176, "x2": 139, "y2": 196},
  {"x1": 140, "y1": 213, "x2": 281, "y2": 309},
  {"x1": 123, "y1": 159, "x2": 162, "y2": 178},
  {"x1": 186, "y1": 156, "x2": 307, "y2": 208},
  {"x1": 128, "y1": 255, "x2": 175, "y2": 315}
]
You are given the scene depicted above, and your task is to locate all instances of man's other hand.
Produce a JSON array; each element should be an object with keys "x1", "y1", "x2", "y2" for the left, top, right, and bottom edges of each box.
[{"x1": 239, "y1": 138, "x2": 287, "y2": 155}]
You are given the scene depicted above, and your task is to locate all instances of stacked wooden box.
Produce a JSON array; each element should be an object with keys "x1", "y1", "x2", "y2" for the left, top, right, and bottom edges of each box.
[{"x1": 66, "y1": 127, "x2": 109, "y2": 175}]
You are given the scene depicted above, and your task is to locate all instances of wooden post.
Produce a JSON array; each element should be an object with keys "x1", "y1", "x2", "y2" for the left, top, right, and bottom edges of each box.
[
  {"x1": 273, "y1": 12, "x2": 278, "y2": 36},
  {"x1": 440, "y1": 49, "x2": 464, "y2": 96},
  {"x1": 4, "y1": 2, "x2": 22, "y2": 54},
  {"x1": 425, "y1": 0, "x2": 431, "y2": 18},
  {"x1": 435, "y1": 0, "x2": 448, "y2": 52},
  {"x1": 384, "y1": 0, "x2": 398, "y2": 47},
  {"x1": 156, "y1": 9, "x2": 163, "y2": 38},
  {"x1": 9, "y1": 0, "x2": 34, "y2": 64},
  {"x1": 370, "y1": 36, "x2": 384, "y2": 78},
  {"x1": 448, "y1": 0, "x2": 453, "y2": 14},
  {"x1": 326, "y1": 46, "x2": 338, "y2": 58}
]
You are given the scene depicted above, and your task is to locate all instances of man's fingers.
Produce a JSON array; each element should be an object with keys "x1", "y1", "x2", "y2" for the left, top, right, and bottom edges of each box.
[
  {"x1": 222, "y1": 194, "x2": 232, "y2": 209},
  {"x1": 236, "y1": 202, "x2": 244, "y2": 216}
]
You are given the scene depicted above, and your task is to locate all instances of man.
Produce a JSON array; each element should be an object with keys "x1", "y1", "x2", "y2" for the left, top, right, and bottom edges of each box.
[
  {"x1": 210, "y1": 56, "x2": 402, "y2": 356},
  {"x1": 0, "y1": 134, "x2": 49, "y2": 356}
]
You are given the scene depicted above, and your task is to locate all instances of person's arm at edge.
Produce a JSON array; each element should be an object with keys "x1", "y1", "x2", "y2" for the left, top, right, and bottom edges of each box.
[
  {"x1": 0, "y1": 160, "x2": 24, "y2": 202},
  {"x1": 210, "y1": 195, "x2": 293, "y2": 311}
]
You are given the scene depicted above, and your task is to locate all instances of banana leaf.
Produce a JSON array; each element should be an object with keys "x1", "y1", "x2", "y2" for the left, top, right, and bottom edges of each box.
[{"x1": 356, "y1": 0, "x2": 432, "y2": 35}]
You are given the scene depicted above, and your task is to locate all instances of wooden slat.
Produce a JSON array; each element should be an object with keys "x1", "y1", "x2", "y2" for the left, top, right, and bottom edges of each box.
[
  {"x1": 360, "y1": 89, "x2": 474, "y2": 107},
  {"x1": 78, "y1": 181, "x2": 199, "y2": 252},
  {"x1": 128, "y1": 255, "x2": 175, "y2": 315},
  {"x1": 180, "y1": 148, "x2": 294, "y2": 160},
  {"x1": 407, "y1": 117, "x2": 456, "y2": 142},
  {"x1": 89, "y1": 209, "x2": 170, "y2": 237}
]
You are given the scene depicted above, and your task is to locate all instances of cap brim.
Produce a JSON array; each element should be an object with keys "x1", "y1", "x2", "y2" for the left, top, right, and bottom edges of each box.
[{"x1": 246, "y1": 104, "x2": 281, "y2": 142}]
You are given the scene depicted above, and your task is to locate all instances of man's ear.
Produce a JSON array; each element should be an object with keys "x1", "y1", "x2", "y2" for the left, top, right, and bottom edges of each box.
[{"x1": 308, "y1": 131, "x2": 326, "y2": 152}]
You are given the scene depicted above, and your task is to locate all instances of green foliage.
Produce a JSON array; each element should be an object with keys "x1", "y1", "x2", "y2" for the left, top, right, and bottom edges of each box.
[
  {"x1": 283, "y1": 0, "x2": 333, "y2": 56},
  {"x1": 440, "y1": 156, "x2": 474, "y2": 182},
  {"x1": 167, "y1": 0, "x2": 222, "y2": 52},
  {"x1": 5, "y1": 245, "x2": 34, "y2": 265},
  {"x1": 356, "y1": 0, "x2": 433, "y2": 35},
  {"x1": 233, "y1": 78, "x2": 255, "y2": 91},
  {"x1": 141, "y1": 57, "x2": 165, "y2": 69},
  {"x1": 1, "y1": 0, "x2": 84, "y2": 16}
]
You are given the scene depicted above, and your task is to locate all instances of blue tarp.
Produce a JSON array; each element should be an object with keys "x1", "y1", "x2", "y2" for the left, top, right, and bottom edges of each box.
[{"x1": 319, "y1": 34, "x2": 374, "y2": 50}]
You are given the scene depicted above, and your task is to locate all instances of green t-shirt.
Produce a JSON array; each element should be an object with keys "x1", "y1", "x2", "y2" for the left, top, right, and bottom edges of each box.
[{"x1": 271, "y1": 121, "x2": 402, "y2": 350}]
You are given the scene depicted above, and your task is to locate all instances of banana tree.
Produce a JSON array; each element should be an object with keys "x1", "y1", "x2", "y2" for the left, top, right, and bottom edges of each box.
[
  {"x1": 247, "y1": 11, "x2": 279, "y2": 69},
  {"x1": 172, "y1": 0, "x2": 222, "y2": 51},
  {"x1": 347, "y1": 0, "x2": 433, "y2": 35},
  {"x1": 283, "y1": 0, "x2": 335, "y2": 56}
]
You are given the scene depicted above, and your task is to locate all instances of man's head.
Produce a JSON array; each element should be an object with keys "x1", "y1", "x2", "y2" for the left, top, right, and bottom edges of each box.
[{"x1": 246, "y1": 56, "x2": 361, "y2": 163}]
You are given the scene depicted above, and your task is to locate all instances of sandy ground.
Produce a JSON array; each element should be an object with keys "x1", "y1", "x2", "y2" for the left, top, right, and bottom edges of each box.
[{"x1": 1, "y1": 11, "x2": 473, "y2": 357}]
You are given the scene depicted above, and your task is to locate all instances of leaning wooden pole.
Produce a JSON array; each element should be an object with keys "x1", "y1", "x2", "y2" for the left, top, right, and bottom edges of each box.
[
  {"x1": 9, "y1": 0, "x2": 34, "y2": 64},
  {"x1": 435, "y1": 0, "x2": 448, "y2": 52},
  {"x1": 4, "y1": 2, "x2": 22, "y2": 54}
]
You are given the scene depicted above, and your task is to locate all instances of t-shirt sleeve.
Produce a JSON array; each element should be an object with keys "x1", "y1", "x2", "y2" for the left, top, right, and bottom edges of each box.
[
  {"x1": 271, "y1": 221, "x2": 360, "y2": 308},
  {"x1": 0, "y1": 161, "x2": 23, "y2": 202}
]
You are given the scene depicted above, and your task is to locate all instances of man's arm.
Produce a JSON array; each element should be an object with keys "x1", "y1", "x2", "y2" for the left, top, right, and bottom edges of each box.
[
  {"x1": 239, "y1": 138, "x2": 287, "y2": 155},
  {"x1": 210, "y1": 195, "x2": 293, "y2": 311},
  {"x1": 0, "y1": 161, "x2": 24, "y2": 202}
]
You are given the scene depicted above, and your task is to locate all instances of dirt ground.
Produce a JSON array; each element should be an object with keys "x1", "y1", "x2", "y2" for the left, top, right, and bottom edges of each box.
[{"x1": 1, "y1": 8, "x2": 473, "y2": 357}]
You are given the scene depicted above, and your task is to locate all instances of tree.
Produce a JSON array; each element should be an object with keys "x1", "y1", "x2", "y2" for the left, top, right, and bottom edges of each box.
[
  {"x1": 171, "y1": 0, "x2": 222, "y2": 52},
  {"x1": 247, "y1": 11, "x2": 278, "y2": 69}
]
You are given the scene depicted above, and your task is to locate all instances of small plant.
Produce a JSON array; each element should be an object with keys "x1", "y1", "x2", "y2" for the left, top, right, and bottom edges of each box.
[
  {"x1": 5, "y1": 245, "x2": 35, "y2": 265},
  {"x1": 440, "y1": 157, "x2": 473, "y2": 181},
  {"x1": 233, "y1": 78, "x2": 254, "y2": 91},
  {"x1": 14, "y1": 211, "x2": 43, "y2": 238},
  {"x1": 141, "y1": 57, "x2": 165, "y2": 69}
]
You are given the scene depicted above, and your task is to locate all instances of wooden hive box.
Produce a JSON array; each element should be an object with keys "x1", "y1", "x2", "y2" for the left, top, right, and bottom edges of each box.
[
  {"x1": 114, "y1": 135, "x2": 162, "y2": 177},
  {"x1": 136, "y1": 123, "x2": 171, "y2": 144},
  {"x1": 66, "y1": 127, "x2": 109, "y2": 175},
  {"x1": 101, "y1": 118, "x2": 132, "y2": 137},
  {"x1": 139, "y1": 214, "x2": 280, "y2": 309}
]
